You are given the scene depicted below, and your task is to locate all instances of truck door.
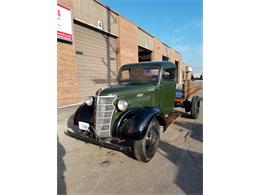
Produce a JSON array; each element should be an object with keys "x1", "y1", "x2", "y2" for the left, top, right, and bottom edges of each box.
[{"x1": 160, "y1": 67, "x2": 176, "y2": 115}]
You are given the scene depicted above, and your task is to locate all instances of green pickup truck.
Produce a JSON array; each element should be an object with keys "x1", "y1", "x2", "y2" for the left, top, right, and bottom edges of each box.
[{"x1": 66, "y1": 61, "x2": 200, "y2": 162}]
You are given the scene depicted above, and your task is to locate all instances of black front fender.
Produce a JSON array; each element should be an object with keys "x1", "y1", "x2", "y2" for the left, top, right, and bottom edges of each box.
[
  {"x1": 73, "y1": 103, "x2": 94, "y2": 126},
  {"x1": 113, "y1": 107, "x2": 166, "y2": 140}
]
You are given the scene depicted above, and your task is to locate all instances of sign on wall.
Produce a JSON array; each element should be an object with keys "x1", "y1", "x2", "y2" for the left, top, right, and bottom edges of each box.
[
  {"x1": 57, "y1": 3, "x2": 73, "y2": 42},
  {"x1": 97, "y1": 20, "x2": 103, "y2": 30}
]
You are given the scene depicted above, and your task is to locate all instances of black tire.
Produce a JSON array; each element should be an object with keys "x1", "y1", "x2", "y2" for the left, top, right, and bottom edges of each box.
[
  {"x1": 133, "y1": 118, "x2": 160, "y2": 162},
  {"x1": 191, "y1": 96, "x2": 200, "y2": 119},
  {"x1": 183, "y1": 99, "x2": 191, "y2": 113}
]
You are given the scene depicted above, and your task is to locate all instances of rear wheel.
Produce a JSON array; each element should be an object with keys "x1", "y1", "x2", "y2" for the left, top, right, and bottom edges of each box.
[
  {"x1": 183, "y1": 99, "x2": 191, "y2": 113},
  {"x1": 133, "y1": 118, "x2": 160, "y2": 162},
  {"x1": 191, "y1": 96, "x2": 200, "y2": 119}
]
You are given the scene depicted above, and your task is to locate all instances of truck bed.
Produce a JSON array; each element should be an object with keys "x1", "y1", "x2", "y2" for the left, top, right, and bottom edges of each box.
[{"x1": 175, "y1": 80, "x2": 202, "y2": 103}]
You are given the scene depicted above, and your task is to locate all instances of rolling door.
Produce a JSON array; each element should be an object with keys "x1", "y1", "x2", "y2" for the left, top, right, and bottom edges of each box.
[{"x1": 74, "y1": 23, "x2": 118, "y2": 101}]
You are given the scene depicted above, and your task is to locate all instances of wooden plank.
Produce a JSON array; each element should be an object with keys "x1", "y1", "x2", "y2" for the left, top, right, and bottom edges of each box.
[
  {"x1": 184, "y1": 85, "x2": 201, "y2": 99},
  {"x1": 175, "y1": 84, "x2": 202, "y2": 103}
]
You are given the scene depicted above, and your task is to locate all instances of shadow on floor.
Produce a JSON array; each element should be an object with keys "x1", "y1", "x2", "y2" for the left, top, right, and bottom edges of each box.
[
  {"x1": 66, "y1": 114, "x2": 136, "y2": 160},
  {"x1": 173, "y1": 109, "x2": 192, "y2": 119},
  {"x1": 158, "y1": 141, "x2": 203, "y2": 194},
  {"x1": 57, "y1": 136, "x2": 66, "y2": 195},
  {"x1": 67, "y1": 114, "x2": 76, "y2": 132},
  {"x1": 174, "y1": 121, "x2": 203, "y2": 142}
]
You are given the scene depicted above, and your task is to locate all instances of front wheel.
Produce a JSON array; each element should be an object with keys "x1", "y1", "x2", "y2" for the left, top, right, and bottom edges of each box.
[{"x1": 132, "y1": 118, "x2": 160, "y2": 162}]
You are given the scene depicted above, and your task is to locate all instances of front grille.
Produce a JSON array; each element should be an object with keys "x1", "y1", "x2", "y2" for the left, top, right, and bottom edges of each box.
[{"x1": 95, "y1": 95, "x2": 116, "y2": 137}]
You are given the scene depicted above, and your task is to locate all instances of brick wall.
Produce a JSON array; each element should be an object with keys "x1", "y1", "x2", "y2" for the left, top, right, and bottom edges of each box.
[
  {"x1": 169, "y1": 49, "x2": 184, "y2": 84},
  {"x1": 153, "y1": 38, "x2": 163, "y2": 61},
  {"x1": 118, "y1": 16, "x2": 138, "y2": 67},
  {"x1": 57, "y1": 0, "x2": 80, "y2": 107},
  {"x1": 176, "y1": 52, "x2": 184, "y2": 84},
  {"x1": 57, "y1": 0, "x2": 188, "y2": 106}
]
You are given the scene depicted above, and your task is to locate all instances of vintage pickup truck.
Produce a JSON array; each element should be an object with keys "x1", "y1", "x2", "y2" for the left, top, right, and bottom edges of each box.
[{"x1": 66, "y1": 61, "x2": 200, "y2": 162}]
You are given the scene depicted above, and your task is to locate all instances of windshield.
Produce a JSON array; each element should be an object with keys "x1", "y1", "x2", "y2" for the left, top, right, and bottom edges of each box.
[{"x1": 119, "y1": 66, "x2": 160, "y2": 83}]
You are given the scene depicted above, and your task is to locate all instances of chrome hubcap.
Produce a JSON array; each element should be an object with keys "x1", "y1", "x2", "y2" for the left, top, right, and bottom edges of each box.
[{"x1": 145, "y1": 127, "x2": 158, "y2": 152}]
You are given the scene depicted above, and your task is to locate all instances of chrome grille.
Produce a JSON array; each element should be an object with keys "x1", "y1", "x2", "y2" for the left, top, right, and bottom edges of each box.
[{"x1": 95, "y1": 95, "x2": 116, "y2": 137}]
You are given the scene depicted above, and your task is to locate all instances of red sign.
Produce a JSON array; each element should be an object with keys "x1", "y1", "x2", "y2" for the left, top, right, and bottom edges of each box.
[{"x1": 57, "y1": 4, "x2": 73, "y2": 41}]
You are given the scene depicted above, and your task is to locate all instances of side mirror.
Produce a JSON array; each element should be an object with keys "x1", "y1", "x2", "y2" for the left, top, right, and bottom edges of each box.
[{"x1": 163, "y1": 71, "x2": 170, "y2": 79}]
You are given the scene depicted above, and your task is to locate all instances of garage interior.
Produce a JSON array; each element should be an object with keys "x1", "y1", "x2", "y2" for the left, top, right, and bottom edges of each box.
[
  {"x1": 162, "y1": 55, "x2": 169, "y2": 61},
  {"x1": 138, "y1": 46, "x2": 152, "y2": 62}
]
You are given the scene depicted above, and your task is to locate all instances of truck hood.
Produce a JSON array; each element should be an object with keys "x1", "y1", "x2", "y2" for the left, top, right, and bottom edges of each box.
[{"x1": 98, "y1": 82, "x2": 156, "y2": 97}]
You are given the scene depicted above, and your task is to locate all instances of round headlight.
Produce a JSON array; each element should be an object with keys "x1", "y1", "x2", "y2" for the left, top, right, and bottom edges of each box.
[
  {"x1": 85, "y1": 96, "x2": 94, "y2": 106},
  {"x1": 117, "y1": 99, "x2": 128, "y2": 111}
]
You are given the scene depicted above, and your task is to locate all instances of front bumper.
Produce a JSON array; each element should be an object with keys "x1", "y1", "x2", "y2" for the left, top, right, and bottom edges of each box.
[{"x1": 65, "y1": 129, "x2": 131, "y2": 153}]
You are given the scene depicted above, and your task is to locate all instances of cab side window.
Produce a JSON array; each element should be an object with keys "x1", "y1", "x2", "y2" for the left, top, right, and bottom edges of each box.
[{"x1": 163, "y1": 68, "x2": 175, "y2": 81}]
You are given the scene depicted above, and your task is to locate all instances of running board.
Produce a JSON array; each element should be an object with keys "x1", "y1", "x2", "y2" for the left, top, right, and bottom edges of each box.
[{"x1": 164, "y1": 112, "x2": 181, "y2": 131}]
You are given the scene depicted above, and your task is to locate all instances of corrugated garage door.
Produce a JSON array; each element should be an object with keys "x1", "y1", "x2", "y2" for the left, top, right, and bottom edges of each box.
[{"x1": 74, "y1": 22, "x2": 118, "y2": 101}]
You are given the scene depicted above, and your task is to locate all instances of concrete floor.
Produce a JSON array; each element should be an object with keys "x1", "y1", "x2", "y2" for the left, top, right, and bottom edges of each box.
[{"x1": 58, "y1": 81, "x2": 203, "y2": 195}]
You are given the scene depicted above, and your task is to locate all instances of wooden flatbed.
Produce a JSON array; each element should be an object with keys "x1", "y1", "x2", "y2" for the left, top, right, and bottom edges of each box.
[
  {"x1": 174, "y1": 80, "x2": 202, "y2": 119},
  {"x1": 175, "y1": 80, "x2": 202, "y2": 103}
]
